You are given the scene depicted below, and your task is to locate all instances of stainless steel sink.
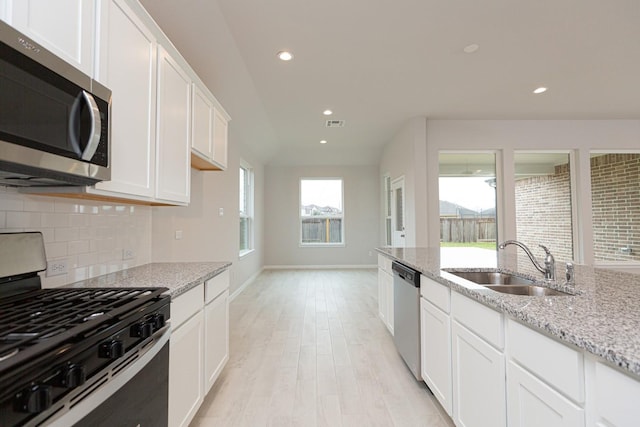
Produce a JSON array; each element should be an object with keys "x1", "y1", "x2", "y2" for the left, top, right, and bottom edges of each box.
[
  {"x1": 445, "y1": 270, "x2": 536, "y2": 286},
  {"x1": 484, "y1": 284, "x2": 570, "y2": 296},
  {"x1": 443, "y1": 269, "x2": 571, "y2": 296}
]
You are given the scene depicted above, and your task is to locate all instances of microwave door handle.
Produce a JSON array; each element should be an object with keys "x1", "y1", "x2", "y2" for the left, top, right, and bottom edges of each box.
[{"x1": 79, "y1": 91, "x2": 102, "y2": 161}]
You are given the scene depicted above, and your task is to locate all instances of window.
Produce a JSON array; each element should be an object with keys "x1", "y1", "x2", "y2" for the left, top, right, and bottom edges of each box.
[
  {"x1": 438, "y1": 152, "x2": 497, "y2": 267},
  {"x1": 590, "y1": 152, "x2": 640, "y2": 265},
  {"x1": 514, "y1": 152, "x2": 574, "y2": 275},
  {"x1": 239, "y1": 162, "x2": 253, "y2": 255},
  {"x1": 384, "y1": 175, "x2": 392, "y2": 245},
  {"x1": 300, "y1": 178, "x2": 344, "y2": 245}
]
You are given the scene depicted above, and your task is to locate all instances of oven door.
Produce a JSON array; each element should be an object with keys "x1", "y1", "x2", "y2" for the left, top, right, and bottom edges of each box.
[
  {"x1": 45, "y1": 328, "x2": 170, "y2": 427},
  {"x1": 0, "y1": 20, "x2": 110, "y2": 186}
]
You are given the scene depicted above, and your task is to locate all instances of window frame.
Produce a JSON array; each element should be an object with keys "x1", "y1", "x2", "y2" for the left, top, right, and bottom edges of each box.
[
  {"x1": 239, "y1": 160, "x2": 254, "y2": 257},
  {"x1": 299, "y1": 177, "x2": 345, "y2": 247}
]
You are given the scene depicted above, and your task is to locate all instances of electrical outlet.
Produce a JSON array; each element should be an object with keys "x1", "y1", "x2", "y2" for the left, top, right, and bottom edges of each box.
[
  {"x1": 368, "y1": 251, "x2": 373, "y2": 257},
  {"x1": 47, "y1": 259, "x2": 68, "y2": 277},
  {"x1": 175, "y1": 230, "x2": 183, "y2": 240},
  {"x1": 122, "y1": 248, "x2": 135, "y2": 260}
]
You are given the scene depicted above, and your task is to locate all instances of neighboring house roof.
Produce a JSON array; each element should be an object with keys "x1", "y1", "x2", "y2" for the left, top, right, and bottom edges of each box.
[{"x1": 439, "y1": 200, "x2": 495, "y2": 218}]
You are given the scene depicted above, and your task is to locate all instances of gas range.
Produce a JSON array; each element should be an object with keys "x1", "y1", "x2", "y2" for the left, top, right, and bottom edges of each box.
[{"x1": 0, "y1": 233, "x2": 171, "y2": 427}]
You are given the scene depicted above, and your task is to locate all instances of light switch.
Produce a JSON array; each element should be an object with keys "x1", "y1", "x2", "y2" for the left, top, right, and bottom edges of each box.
[
  {"x1": 219, "y1": 208, "x2": 224, "y2": 217},
  {"x1": 175, "y1": 230, "x2": 183, "y2": 240}
]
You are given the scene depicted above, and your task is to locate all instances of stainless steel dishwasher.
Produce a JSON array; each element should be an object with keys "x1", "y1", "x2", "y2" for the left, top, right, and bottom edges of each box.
[{"x1": 392, "y1": 261, "x2": 421, "y2": 380}]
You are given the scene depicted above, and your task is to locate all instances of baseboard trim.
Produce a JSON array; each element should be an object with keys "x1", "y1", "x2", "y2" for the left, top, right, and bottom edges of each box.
[
  {"x1": 264, "y1": 264, "x2": 377, "y2": 270},
  {"x1": 230, "y1": 267, "x2": 263, "y2": 301}
]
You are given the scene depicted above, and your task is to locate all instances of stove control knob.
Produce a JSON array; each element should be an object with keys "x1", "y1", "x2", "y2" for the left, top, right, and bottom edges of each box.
[
  {"x1": 60, "y1": 364, "x2": 86, "y2": 388},
  {"x1": 130, "y1": 321, "x2": 154, "y2": 339},
  {"x1": 152, "y1": 313, "x2": 166, "y2": 329},
  {"x1": 17, "y1": 384, "x2": 52, "y2": 413},
  {"x1": 99, "y1": 339, "x2": 124, "y2": 360}
]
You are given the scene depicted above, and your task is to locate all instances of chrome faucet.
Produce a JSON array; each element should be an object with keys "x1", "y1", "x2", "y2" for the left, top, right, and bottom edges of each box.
[{"x1": 498, "y1": 240, "x2": 556, "y2": 281}]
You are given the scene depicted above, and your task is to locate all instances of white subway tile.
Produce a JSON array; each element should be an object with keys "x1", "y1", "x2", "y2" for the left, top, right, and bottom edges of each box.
[
  {"x1": 45, "y1": 242, "x2": 67, "y2": 258},
  {"x1": 77, "y1": 252, "x2": 98, "y2": 267},
  {"x1": 55, "y1": 227, "x2": 79, "y2": 242},
  {"x1": 39, "y1": 228, "x2": 55, "y2": 242},
  {"x1": 68, "y1": 240, "x2": 90, "y2": 255},
  {"x1": 77, "y1": 227, "x2": 93, "y2": 240},
  {"x1": 41, "y1": 213, "x2": 70, "y2": 228},
  {"x1": 69, "y1": 214, "x2": 89, "y2": 227},
  {"x1": 6, "y1": 212, "x2": 41, "y2": 228},
  {"x1": 0, "y1": 212, "x2": 5, "y2": 228},
  {"x1": 0, "y1": 194, "x2": 24, "y2": 211},
  {"x1": 23, "y1": 197, "x2": 55, "y2": 212},
  {"x1": 53, "y1": 200, "x2": 80, "y2": 213}
]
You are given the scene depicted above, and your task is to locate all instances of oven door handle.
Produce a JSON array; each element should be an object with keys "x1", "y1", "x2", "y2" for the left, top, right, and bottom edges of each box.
[{"x1": 68, "y1": 90, "x2": 102, "y2": 161}]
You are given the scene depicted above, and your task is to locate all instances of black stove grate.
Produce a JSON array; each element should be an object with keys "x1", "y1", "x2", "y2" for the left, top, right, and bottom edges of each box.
[{"x1": 0, "y1": 287, "x2": 168, "y2": 366}]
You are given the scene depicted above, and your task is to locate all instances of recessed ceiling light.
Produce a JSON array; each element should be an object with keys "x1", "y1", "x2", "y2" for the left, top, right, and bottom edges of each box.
[
  {"x1": 277, "y1": 51, "x2": 293, "y2": 61},
  {"x1": 323, "y1": 109, "x2": 333, "y2": 116},
  {"x1": 463, "y1": 44, "x2": 480, "y2": 54},
  {"x1": 320, "y1": 140, "x2": 327, "y2": 144},
  {"x1": 533, "y1": 87, "x2": 548, "y2": 94}
]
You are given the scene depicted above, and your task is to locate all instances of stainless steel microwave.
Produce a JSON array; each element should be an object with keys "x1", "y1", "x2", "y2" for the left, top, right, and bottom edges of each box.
[{"x1": 0, "y1": 20, "x2": 110, "y2": 187}]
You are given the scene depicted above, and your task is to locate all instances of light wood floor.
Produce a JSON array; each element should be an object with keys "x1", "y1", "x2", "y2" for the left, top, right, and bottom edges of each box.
[{"x1": 191, "y1": 269, "x2": 454, "y2": 427}]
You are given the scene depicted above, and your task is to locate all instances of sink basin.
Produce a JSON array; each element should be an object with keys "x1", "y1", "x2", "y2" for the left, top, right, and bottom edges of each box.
[
  {"x1": 445, "y1": 270, "x2": 536, "y2": 286},
  {"x1": 484, "y1": 285, "x2": 571, "y2": 296}
]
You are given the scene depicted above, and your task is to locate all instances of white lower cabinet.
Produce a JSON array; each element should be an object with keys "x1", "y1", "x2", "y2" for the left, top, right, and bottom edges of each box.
[
  {"x1": 507, "y1": 361, "x2": 583, "y2": 427},
  {"x1": 169, "y1": 269, "x2": 230, "y2": 427},
  {"x1": 420, "y1": 297, "x2": 452, "y2": 415},
  {"x1": 169, "y1": 308, "x2": 204, "y2": 427},
  {"x1": 590, "y1": 361, "x2": 640, "y2": 427},
  {"x1": 377, "y1": 255, "x2": 394, "y2": 334},
  {"x1": 452, "y1": 320, "x2": 506, "y2": 427}
]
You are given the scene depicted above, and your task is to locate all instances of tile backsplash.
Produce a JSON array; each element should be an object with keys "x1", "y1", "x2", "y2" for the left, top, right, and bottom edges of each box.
[{"x1": 0, "y1": 187, "x2": 152, "y2": 288}]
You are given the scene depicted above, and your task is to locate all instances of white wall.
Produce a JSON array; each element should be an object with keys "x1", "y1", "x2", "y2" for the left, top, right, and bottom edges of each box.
[
  {"x1": 0, "y1": 187, "x2": 152, "y2": 288},
  {"x1": 382, "y1": 119, "x2": 640, "y2": 267},
  {"x1": 379, "y1": 117, "x2": 428, "y2": 247},
  {"x1": 264, "y1": 164, "x2": 379, "y2": 267},
  {"x1": 151, "y1": 140, "x2": 264, "y2": 296}
]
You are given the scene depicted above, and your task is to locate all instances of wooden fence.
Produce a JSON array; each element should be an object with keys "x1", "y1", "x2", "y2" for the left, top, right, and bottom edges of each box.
[
  {"x1": 440, "y1": 218, "x2": 496, "y2": 243},
  {"x1": 301, "y1": 217, "x2": 342, "y2": 243}
]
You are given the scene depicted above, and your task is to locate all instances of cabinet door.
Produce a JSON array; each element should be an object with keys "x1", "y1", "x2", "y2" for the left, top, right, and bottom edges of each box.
[
  {"x1": 94, "y1": 0, "x2": 156, "y2": 198},
  {"x1": 7, "y1": 0, "x2": 95, "y2": 75},
  {"x1": 452, "y1": 320, "x2": 506, "y2": 427},
  {"x1": 204, "y1": 290, "x2": 229, "y2": 393},
  {"x1": 386, "y1": 271, "x2": 394, "y2": 334},
  {"x1": 169, "y1": 310, "x2": 204, "y2": 427},
  {"x1": 191, "y1": 83, "x2": 214, "y2": 160},
  {"x1": 211, "y1": 107, "x2": 228, "y2": 170},
  {"x1": 593, "y1": 362, "x2": 640, "y2": 427},
  {"x1": 377, "y1": 268, "x2": 387, "y2": 325},
  {"x1": 507, "y1": 362, "x2": 584, "y2": 427},
  {"x1": 155, "y1": 45, "x2": 190, "y2": 204},
  {"x1": 421, "y1": 298, "x2": 452, "y2": 416}
]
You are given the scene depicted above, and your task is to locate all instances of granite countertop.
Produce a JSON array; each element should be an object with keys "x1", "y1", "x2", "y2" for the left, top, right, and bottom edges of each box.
[
  {"x1": 377, "y1": 247, "x2": 640, "y2": 379},
  {"x1": 63, "y1": 262, "x2": 232, "y2": 298}
]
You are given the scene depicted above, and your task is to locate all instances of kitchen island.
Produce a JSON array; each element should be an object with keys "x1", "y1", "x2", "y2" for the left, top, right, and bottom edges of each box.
[{"x1": 378, "y1": 247, "x2": 640, "y2": 427}]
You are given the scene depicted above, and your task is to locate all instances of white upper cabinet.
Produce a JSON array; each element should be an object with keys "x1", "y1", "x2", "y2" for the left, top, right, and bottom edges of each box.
[
  {"x1": 191, "y1": 82, "x2": 214, "y2": 161},
  {"x1": 155, "y1": 45, "x2": 190, "y2": 204},
  {"x1": 2, "y1": 0, "x2": 95, "y2": 75},
  {"x1": 94, "y1": 0, "x2": 156, "y2": 199},
  {"x1": 190, "y1": 79, "x2": 230, "y2": 172}
]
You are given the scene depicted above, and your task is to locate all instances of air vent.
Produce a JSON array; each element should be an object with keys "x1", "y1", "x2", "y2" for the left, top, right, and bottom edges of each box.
[{"x1": 325, "y1": 120, "x2": 345, "y2": 128}]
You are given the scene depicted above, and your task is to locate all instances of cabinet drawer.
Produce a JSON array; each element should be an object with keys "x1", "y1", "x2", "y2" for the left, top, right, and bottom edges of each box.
[
  {"x1": 452, "y1": 291, "x2": 504, "y2": 349},
  {"x1": 378, "y1": 254, "x2": 392, "y2": 273},
  {"x1": 205, "y1": 269, "x2": 230, "y2": 303},
  {"x1": 172, "y1": 284, "x2": 204, "y2": 331},
  {"x1": 595, "y1": 361, "x2": 640, "y2": 427},
  {"x1": 508, "y1": 319, "x2": 584, "y2": 403},
  {"x1": 420, "y1": 275, "x2": 450, "y2": 313}
]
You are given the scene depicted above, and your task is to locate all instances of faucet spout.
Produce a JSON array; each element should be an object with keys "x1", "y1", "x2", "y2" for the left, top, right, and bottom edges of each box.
[{"x1": 498, "y1": 240, "x2": 556, "y2": 281}]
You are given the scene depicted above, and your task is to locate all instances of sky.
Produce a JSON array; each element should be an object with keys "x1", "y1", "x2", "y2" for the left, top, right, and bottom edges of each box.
[
  {"x1": 300, "y1": 179, "x2": 343, "y2": 210},
  {"x1": 439, "y1": 177, "x2": 496, "y2": 211}
]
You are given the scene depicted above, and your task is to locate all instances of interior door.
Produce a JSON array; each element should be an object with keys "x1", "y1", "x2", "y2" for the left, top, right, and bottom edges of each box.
[{"x1": 391, "y1": 176, "x2": 406, "y2": 247}]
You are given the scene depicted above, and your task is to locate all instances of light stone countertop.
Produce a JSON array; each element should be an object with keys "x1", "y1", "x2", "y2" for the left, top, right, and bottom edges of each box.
[
  {"x1": 63, "y1": 262, "x2": 232, "y2": 298},
  {"x1": 377, "y1": 247, "x2": 640, "y2": 379}
]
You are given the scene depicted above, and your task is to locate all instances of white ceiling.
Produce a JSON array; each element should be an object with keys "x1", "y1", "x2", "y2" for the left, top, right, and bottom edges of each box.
[{"x1": 141, "y1": 0, "x2": 640, "y2": 166}]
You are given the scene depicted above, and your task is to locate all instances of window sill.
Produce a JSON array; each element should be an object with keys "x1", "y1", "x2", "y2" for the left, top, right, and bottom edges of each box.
[
  {"x1": 299, "y1": 243, "x2": 346, "y2": 248},
  {"x1": 239, "y1": 249, "x2": 255, "y2": 259}
]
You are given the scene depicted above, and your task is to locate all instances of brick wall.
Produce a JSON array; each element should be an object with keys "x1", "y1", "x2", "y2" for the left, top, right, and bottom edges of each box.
[
  {"x1": 515, "y1": 163, "x2": 573, "y2": 276},
  {"x1": 591, "y1": 153, "x2": 640, "y2": 262}
]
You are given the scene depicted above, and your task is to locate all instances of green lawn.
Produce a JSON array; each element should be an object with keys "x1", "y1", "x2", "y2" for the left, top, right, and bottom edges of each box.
[{"x1": 440, "y1": 242, "x2": 496, "y2": 250}]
